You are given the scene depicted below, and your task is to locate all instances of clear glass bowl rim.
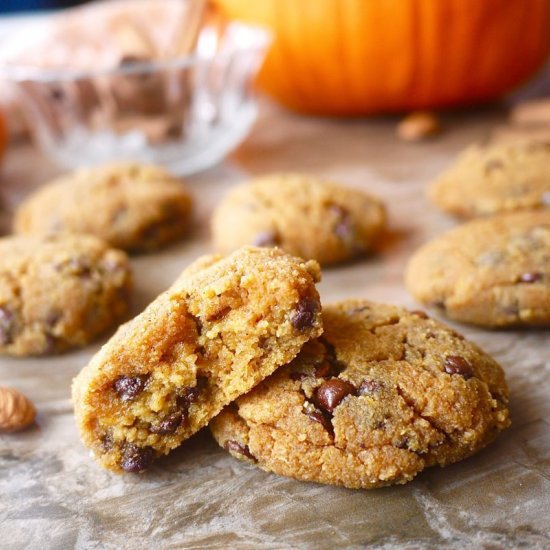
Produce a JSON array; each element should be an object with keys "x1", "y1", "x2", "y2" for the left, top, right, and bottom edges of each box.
[{"x1": 0, "y1": 21, "x2": 271, "y2": 82}]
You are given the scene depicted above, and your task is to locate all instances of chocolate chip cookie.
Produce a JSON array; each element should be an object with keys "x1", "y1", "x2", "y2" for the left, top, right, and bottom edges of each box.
[
  {"x1": 0, "y1": 234, "x2": 131, "y2": 357},
  {"x1": 14, "y1": 162, "x2": 192, "y2": 253},
  {"x1": 210, "y1": 300, "x2": 510, "y2": 489},
  {"x1": 72, "y1": 246, "x2": 322, "y2": 473},
  {"x1": 405, "y1": 211, "x2": 550, "y2": 327},
  {"x1": 429, "y1": 141, "x2": 550, "y2": 218},
  {"x1": 211, "y1": 174, "x2": 386, "y2": 265}
]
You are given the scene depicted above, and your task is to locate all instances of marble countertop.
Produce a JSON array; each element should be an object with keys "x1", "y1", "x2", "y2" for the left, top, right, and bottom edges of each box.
[{"x1": 0, "y1": 102, "x2": 549, "y2": 549}]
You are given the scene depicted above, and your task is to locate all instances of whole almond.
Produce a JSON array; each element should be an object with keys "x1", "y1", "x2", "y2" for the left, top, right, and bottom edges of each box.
[
  {"x1": 0, "y1": 386, "x2": 36, "y2": 433},
  {"x1": 397, "y1": 111, "x2": 441, "y2": 142}
]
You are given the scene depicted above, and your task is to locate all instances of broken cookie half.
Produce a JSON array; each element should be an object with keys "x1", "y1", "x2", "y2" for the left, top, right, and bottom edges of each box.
[
  {"x1": 211, "y1": 300, "x2": 510, "y2": 489},
  {"x1": 72, "y1": 247, "x2": 322, "y2": 473}
]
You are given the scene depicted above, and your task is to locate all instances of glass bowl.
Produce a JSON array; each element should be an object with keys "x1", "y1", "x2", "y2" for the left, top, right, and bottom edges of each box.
[{"x1": 0, "y1": 22, "x2": 270, "y2": 175}]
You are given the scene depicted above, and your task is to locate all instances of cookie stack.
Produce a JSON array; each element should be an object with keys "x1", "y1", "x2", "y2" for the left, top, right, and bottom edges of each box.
[
  {"x1": 407, "y1": 141, "x2": 550, "y2": 328},
  {"x1": 72, "y1": 246, "x2": 510, "y2": 489}
]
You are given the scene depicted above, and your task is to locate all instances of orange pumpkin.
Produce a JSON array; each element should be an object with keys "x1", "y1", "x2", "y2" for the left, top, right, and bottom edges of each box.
[{"x1": 215, "y1": 0, "x2": 550, "y2": 115}]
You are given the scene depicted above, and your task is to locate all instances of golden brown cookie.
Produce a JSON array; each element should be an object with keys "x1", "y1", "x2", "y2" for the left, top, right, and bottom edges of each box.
[
  {"x1": 14, "y1": 162, "x2": 192, "y2": 252},
  {"x1": 0, "y1": 234, "x2": 131, "y2": 356},
  {"x1": 72, "y1": 246, "x2": 322, "y2": 473},
  {"x1": 211, "y1": 174, "x2": 386, "y2": 265},
  {"x1": 210, "y1": 300, "x2": 510, "y2": 489},
  {"x1": 429, "y1": 141, "x2": 550, "y2": 218},
  {"x1": 405, "y1": 211, "x2": 550, "y2": 327}
]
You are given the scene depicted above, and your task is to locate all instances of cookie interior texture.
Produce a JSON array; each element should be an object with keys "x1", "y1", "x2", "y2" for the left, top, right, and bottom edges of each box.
[
  {"x1": 0, "y1": 233, "x2": 132, "y2": 356},
  {"x1": 72, "y1": 247, "x2": 323, "y2": 473},
  {"x1": 210, "y1": 300, "x2": 510, "y2": 489},
  {"x1": 405, "y1": 210, "x2": 550, "y2": 327},
  {"x1": 429, "y1": 141, "x2": 550, "y2": 218},
  {"x1": 211, "y1": 173, "x2": 386, "y2": 265},
  {"x1": 14, "y1": 162, "x2": 192, "y2": 252}
]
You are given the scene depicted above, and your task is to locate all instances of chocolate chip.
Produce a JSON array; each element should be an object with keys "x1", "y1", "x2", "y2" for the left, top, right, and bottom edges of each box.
[
  {"x1": 120, "y1": 444, "x2": 154, "y2": 473},
  {"x1": 67, "y1": 258, "x2": 92, "y2": 278},
  {"x1": 0, "y1": 307, "x2": 15, "y2": 346},
  {"x1": 358, "y1": 379, "x2": 382, "y2": 394},
  {"x1": 314, "y1": 360, "x2": 332, "y2": 378},
  {"x1": 305, "y1": 410, "x2": 333, "y2": 434},
  {"x1": 177, "y1": 376, "x2": 207, "y2": 408},
  {"x1": 150, "y1": 412, "x2": 184, "y2": 435},
  {"x1": 291, "y1": 297, "x2": 320, "y2": 331},
  {"x1": 223, "y1": 440, "x2": 256, "y2": 461},
  {"x1": 330, "y1": 204, "x2": 355, "y2": 242},
  {"x1": 396, "y1": 437, "x2": 410, "y2": 450},
  {"x1": 346, "y1": 305, "x2": 370, "y2": 315},
  {"x1": 314, "y1": 379, "x2": 356, "y2": 413},
  {"x1": 114, "y1": 375, "x2": 149, "y2": 402},
  {"x1": 519, "y1": 272, "x2": 542, "y2": 283},
  {"x1": 101, "y1": 433, "x2": 114, "y2": 452},
  {"x1": 45, "y1": 311, "x2": 62, "y2": 328},
  {"x1": 252, "y1": 231, "x2": 279, "y2": 247},
  {"x1": 206, "y1": 306, "x2": 231, "y2": 322},
  {"x1": 444, "y1": 356, "x2": 474, "y2": 379},
  {"x1": 484, "y1": 159, "x2": 504, "y2": 174},
  {"x1": 410, "y1": 310, "x2": 429, "y2": 319}
]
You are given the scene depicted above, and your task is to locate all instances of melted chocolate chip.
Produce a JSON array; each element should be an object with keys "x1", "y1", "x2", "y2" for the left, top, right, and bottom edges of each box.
[
  {"x1": 252, "y1": 231, "x2": 279, "y2": 248},
  {"x1": 114, "y1": 375, "x2": 149, "y2": 402},
  {"x1": 177, "y1": 376, "x2": 207, "y2": 408},
  {"x1": 120, "y1": 445, "x2": 155, "y2": 473},
  {"x1": 410, "y1": 310, "x2": 429, "y2": 319},
  {"x1": 0, "y1": 307, "x2": 15, "y2": 346},
  {"x1": 314, "y1": 379, "x2": 356, "y2": 413},
  {"x1": 358, "y1": 379, "x2": 382, "y2": 394},
  {"x1": 305, "y1": 410, "x2": 334, "y2": 434},
  {"x1": 519, "y1": 272, "x2": 542, "y2": 283},
  {"x1": 444, "y1": 356, "x2": 474, "y2": 379},
  {"x1": 314, "y1": 360, "x2": 332, "y2": 378},
  {"x1": 150, "y1": 412, "x2": 184, "y2": 434},
  {"x1": 223, "y1": 440, "x2": 256, "y2": 461},
  {"x1": 291, "y1": 297, "x2": 320, "y2": 331}
]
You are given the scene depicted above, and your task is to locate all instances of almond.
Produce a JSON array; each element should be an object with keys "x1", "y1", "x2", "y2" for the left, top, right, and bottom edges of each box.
[
  {"x1": 0, "y1": 386, "x2": 36, "y2": 433},
  {"x1": 397, "y1": 111, "x2": 441, "y2": 142}
]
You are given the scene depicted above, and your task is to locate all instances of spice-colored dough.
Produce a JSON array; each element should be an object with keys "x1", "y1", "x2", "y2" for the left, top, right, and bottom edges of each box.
[
  {"x1": 14, "y1": 162, "x2": 192, "y2": 253},
  {"x1": 72, "y1": 247, "x2": 322, "y2": 473},
  {"x1": 429, "y1": 141, "x2": 550, "y2": 218},
  {"x1": 211, "y1": 300, "x2": 510, "y2": 489},
  {"x1": 211, "y1": 173, "x2": 386, "y2": 265},
  {"x1": 0, "y1": 234, "x2": 131, "y2": 356},
  {"x1": 405, "y1": 211, "x2": 550, "y2": 327}
]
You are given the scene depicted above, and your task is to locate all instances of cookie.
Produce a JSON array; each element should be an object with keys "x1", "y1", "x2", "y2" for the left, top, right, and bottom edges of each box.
[
  {"x1": 429, "y1": 141, "x2": 550, "y2": 218},
  {"x1": 210, "y1": 300, "x2": 510, "y2": 489},
  {"x1": 14, "y1": 162, "x2": 192, "y2": 252},
  {"x1": 0, "y1": 234, "x2": 131, "y2": 357},
  {"x1": 72, "y1": 246, "x2": 322, "y2": 473},
  {"x1": 211, "y1": 174, "x2": 386, "y2": 265},
  {"x1": 405, "y1": 211, "x2": 550, "y2": 327}
]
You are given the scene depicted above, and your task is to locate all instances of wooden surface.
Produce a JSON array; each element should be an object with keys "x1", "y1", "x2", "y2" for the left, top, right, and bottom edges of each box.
[{"x1": 1, "y1": 101, "x2": 549, "y2": 549}]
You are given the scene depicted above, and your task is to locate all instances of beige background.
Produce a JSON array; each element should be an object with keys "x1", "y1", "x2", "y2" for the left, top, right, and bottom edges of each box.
[{"x1": 0, "y1": 101, "x2": 549, "y2": 549}]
